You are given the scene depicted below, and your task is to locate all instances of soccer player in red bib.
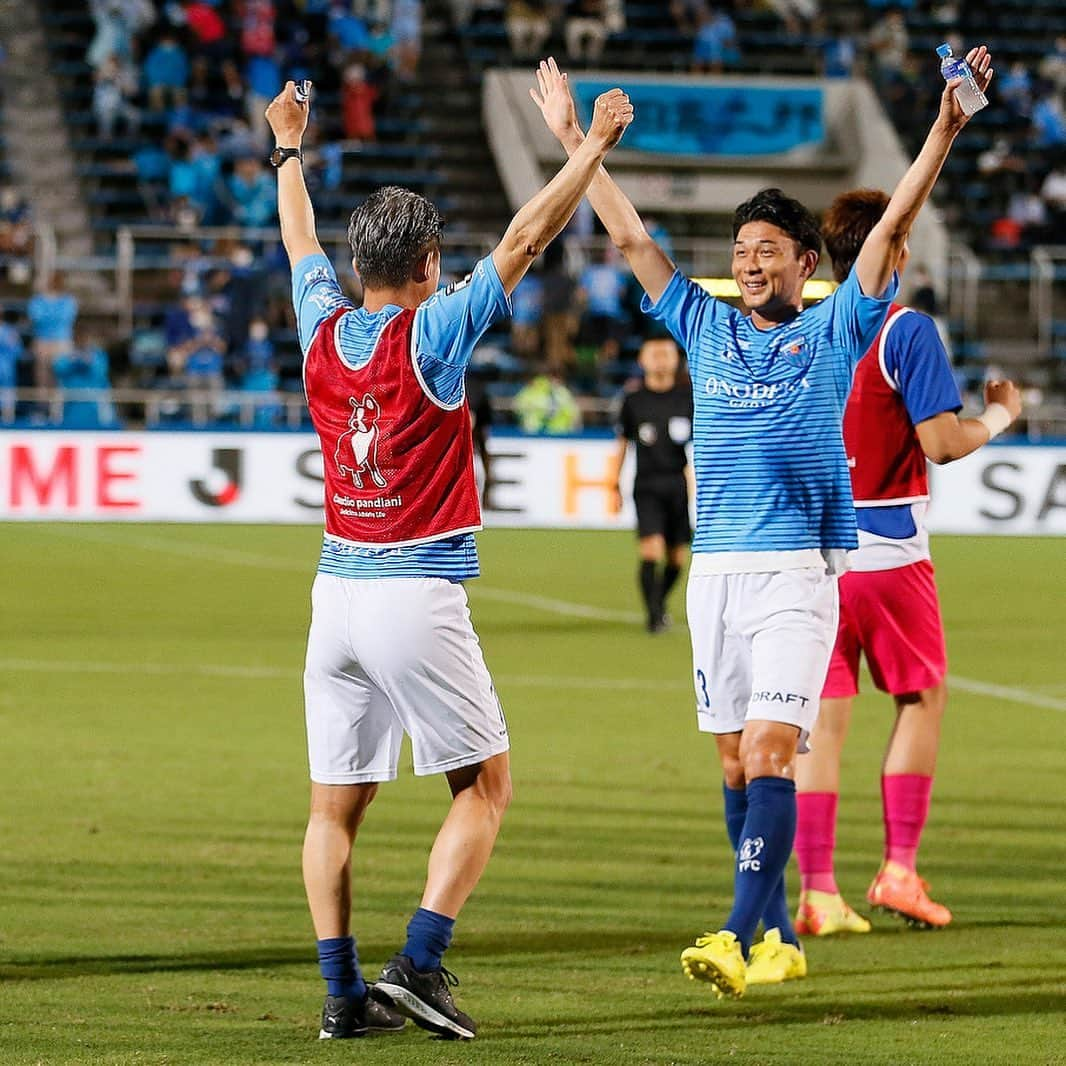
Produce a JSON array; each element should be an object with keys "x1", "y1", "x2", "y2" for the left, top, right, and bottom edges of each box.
[
  {"x1": 265, "y1": 80, "x2": 633, "y2": 1040},
  {"x1": 792, "y1": 189, "x2": 1022, "y2": 935}
]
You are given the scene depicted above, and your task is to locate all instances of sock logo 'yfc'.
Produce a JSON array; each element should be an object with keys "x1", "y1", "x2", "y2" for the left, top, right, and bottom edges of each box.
[{"x1": 738, "y1": 836, "x2": 765, "y2": 872}]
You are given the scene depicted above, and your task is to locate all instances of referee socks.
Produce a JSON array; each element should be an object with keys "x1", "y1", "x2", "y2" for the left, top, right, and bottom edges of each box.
[{"x1": 639, "y1": 561, "x2": 661, "y2": 625}]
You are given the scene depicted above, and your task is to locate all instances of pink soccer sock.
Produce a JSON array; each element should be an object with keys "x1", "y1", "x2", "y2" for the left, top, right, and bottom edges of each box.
[
  {"x1": 795, "y1": 792, "x2": 839, "y2": 895},
  {"x1": 882, "y1": 773, "x2": 933, "y2": 871}
]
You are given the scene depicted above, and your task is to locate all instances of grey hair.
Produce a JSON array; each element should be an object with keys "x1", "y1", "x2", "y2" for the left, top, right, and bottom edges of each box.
[{"x1": 346, "y1": 186, "x2": 444, "y2": 289}]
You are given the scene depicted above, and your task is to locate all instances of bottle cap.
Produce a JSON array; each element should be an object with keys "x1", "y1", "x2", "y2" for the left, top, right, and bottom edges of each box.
[{"x1": 936, "y1": 44, "x2": 951, "y2": 58}]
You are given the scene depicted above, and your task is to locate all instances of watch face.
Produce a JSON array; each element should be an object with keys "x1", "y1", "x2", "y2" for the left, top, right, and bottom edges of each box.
[{"x1": 270, "y1": 148, "x2": 284, "y2": 166}]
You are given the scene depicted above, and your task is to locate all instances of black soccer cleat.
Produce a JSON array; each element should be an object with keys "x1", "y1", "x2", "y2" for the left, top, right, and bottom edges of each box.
[
  {"x1": 371, "y1": 954, "x2": 477, "y2": 1040},
  {"x1": 317, "y1": 991, "x2": 406, "y2": 1039},
  {"x1": 318, "y1": 994, "x2": 367, "y2": 1039},
  {"x1": 367, "y1": 989, "x2": 407, "y2": 1033}
]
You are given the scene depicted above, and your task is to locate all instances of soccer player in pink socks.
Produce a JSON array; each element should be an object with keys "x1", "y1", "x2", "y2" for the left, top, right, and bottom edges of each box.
[{"x1": 793, "y1": 187, "x2": 1022, "y2": 935}]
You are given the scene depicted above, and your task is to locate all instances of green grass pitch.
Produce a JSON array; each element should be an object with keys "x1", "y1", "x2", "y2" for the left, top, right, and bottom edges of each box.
[{"x1": 1, "y1": 524, "x2": 1064, "y2": 1065}]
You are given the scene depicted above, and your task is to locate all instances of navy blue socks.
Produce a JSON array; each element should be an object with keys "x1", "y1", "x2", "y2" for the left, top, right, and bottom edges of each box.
[
  {"x1": 317, "y1": 935, "x2": 367, "y2": 1000},
  {"x1": 723, "y1": 776, "x2": 798, "y2": 956},
  {"x1": 402, "y1": 907, "x2": 455, "y2": 973}
]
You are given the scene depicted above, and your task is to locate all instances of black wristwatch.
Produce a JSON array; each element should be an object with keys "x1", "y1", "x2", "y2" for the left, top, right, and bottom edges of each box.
[{"x1": 269, "y1": 146, "x2": 303, "y2": 168}]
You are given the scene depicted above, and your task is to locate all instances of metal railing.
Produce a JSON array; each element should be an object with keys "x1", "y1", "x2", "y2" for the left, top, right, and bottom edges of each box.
[
  {"x1": 23, "y1": 224, "x2": 1066, "y2": 366},
  {"x1": 1031, "y1": 245, "x2": 1066, "y2": 358}
]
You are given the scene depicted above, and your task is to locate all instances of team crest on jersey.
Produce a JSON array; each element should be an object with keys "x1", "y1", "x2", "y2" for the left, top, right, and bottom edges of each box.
[
  {"x1": 638, "y1": 422, "x2": 658, "y2": 446},
  {"x1": 335, "y1": 394, "x2": 388, "y2": 490},
  {"x1": 780, "y1": 335, "x2": 809, "y2": 365}
]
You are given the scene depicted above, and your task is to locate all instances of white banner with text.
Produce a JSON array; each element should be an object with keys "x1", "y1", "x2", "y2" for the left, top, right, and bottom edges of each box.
[{"x1": 0, "y1": 432, "x2": 1063, "y2": 536}]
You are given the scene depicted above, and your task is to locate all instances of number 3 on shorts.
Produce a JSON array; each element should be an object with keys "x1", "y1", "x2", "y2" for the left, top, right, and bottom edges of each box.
[{"x1": 695, "y1": 668, "x2": 710, "y2": 708}]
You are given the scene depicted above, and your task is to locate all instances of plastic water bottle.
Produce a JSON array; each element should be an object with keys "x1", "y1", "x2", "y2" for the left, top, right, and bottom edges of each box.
[{"x1": 936, "y1": 44, "x2": 988, "y2": 117}]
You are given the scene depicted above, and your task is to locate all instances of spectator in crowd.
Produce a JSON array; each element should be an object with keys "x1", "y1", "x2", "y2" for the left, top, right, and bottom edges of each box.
[
  {"x1": 225, "y1": 155, "x2": 277, "y2": 228},
  {"x1": 244, "y1": 48, "x2": 283, "y2": 146},
  {"x1": 1032, "y1": 86, "x2": 1066, "y2": 149},
  {"x1": 165, "y1": 294, "x2": 204, "y2": 375},
  {"x1": 514, "y1": 368, "x2": 582, "y2": 433},
  {"x1": 451, "y1": 0, "x2": 503, "y2": 25},
  {"x1": 577, "y1": 244, "x2": 628, "y2": 367},
  {"x1": 167, "y1": 135, "x2": 207, "y2": 223},
  {"x1": 565, "y1": 0, "x2": 624, "y2": 67},
  {"x1": 190, "y1": 132, "x2": 224, "y2": 222},
  {"x1": 240, "y1": 0, "x2": 277, "y2": 58},
  {"x1": 0, "y1": 185, "x2": 33, "y2": 276},
  {"x1": 999, "y1": 62, "x2": 1033, "y2": 120},
  {"x1": 174, "y1": 301, "x2": 226, "y2": 395},
  {"x1": 540, "y1": 243, "x2": 577, "y2": 374},
  {"x1": 28, "y1": 274, "x2": 78, "y2": 389},
  {"x1": 691, "y1": 5, "x2": 739, "y2": 74},
  {"x1": 143, "y1": 31, "x2": 190, "y2": 112},
  {"x1": 391, "y1": 0, "x2": 423, "y2": 81},
  {"x1": 184, "y1": 0, "x2": 229, "y2": 60},
  {"x1": 1041, "y1": 164, "x2": 1066, "y2": 225},
  {"x1": 867, "y1": 6, "x2": 908, "y2": 85},
  {"x1": 239, "y1": 317, "x2": 282, "y2": 426},
  {"x1": 765, "y1": 0, "x2": 818, "y2": 37},
  {"x1": 1039, "y1": 35, "x2": 1066, "y2": 94},
  {"x1": 506, "y1": 1, "x2": 554, "y2": 61},
  {"x1": 977, "y1": 135, "x2": 1026, "y2": 178},
  {"x1": 1007, "y1": 175, "x2": 1050, "y2": 244},
  {"x1": 93, "y1": 55, "x2": 140, "y2": 140},
  {"x1": 0, "y1": 312, "x2": 25, "y2": 419},
  {"x1": 814, "y1": 15, "x2": 857, "y2": 79},
  {"x1": 510, "y1": 270, "x2": 544, "y2": 359},
  {"x1": 53, "y1": 330, "x2": 116, "y2": 428},
  {"x1": 342, "y1": 61, "x2": 378, "y2": 141},
  {"x1": 87, "y1": 0, "x2": 149, "y2": 71},
  {"x1": 669, "y1": 0, "x2": 704, "y2": 37}
]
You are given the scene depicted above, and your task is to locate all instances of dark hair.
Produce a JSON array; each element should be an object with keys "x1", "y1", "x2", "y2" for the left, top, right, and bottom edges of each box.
[
  {"x1": 821, "y1": 188, "x2": 890, "y2": 283},
  {"x1": 731, "y1": 188, "x2": 822, "y2": 257},
  {"x1": 347, "y1": 186, "x2": 444, "y2": 289}
]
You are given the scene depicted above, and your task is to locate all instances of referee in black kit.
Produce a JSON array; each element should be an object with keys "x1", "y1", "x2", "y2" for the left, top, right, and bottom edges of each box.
[{"x1": 608, "y1": 336, "x2": 694, "y2": 633}]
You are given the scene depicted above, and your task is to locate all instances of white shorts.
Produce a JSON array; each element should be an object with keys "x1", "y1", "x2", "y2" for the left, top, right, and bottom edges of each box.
[
  {"x1": 686, "y1": 568, "x2": 839, "y2": 749},
  {"x1": 304, "y1": 575, "x2": 510, "y2": 784}
]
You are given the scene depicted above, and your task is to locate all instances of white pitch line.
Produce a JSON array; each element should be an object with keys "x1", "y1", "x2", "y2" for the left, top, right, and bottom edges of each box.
[
  {"x1": 0, "y1": 658, "x2": 293, "y2": 680},
  {"x1": 15, "y1": 528, "x2": 1066, "y2": 713},
  {"x1": 945, "y1": 674, "x2": 1066, "y2": 713},
  {"x1": 1, "y1": 657, "x2": 1062, "y2": 712},
  {"x1": 0, "y1": 658, "x2": 688, "y2": 694},
  {"x1": 472, "y1": 586, "x2": 642, "y2": 624}
]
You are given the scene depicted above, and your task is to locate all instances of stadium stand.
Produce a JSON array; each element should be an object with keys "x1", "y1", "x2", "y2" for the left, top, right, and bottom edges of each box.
[{"x1": 0, "y1": 0, "x2": 1064, "y2": 429}]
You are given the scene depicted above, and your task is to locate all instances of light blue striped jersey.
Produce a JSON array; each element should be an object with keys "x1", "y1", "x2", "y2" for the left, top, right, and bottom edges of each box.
[
  {"x1": 292, "y1": 252, "x2": 511, "y2": 580},
  {"x1": 642, "y1": 267, "x2": 898, "y2": 556}
]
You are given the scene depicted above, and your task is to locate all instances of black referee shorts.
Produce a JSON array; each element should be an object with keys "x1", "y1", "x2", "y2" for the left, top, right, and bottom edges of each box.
[{"x1": 633, "y1": 477, "x2": 691, "y2": 547}]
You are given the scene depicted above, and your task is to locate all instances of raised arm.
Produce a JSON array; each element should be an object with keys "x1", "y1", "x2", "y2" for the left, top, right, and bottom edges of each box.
[
  {"x1": 854, "y1": 47, "x2": 994, "y2": 298},
  {"x1": 491, "y1": 88, "x2": 634, "y2": 295},
  {"x1": 265, "y1": 81, "x2": 325, "y2": 267},
  {"x1": 531, "y1": 58, "x2": 676, "y2": 304}
]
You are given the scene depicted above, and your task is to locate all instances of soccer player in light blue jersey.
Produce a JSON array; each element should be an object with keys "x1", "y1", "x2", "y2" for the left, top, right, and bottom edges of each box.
[
  {"x1": 266, "y1": 79, "x2": 634, "y2": 1039},
  {"x1": 532, "y1": 48, "x2": 994, "y2": 996}
]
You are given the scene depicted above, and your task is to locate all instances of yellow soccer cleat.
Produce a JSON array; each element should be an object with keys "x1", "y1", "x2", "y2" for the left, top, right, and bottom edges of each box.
[
  {"x1": 794, "y1": 889, "x2": 872, "y2": 936},
  {"x1": 680, "y1": 930, "x2": 747, "y2": 999},
  {"x1": 866, "y1": 861, "x2": 952, "y2": 929},
  {"x1": 745, "y1": 928, "x2": 808, "y2": 986}
]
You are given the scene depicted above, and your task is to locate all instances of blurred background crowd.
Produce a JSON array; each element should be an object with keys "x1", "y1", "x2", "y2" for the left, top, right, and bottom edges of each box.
[{"x1": 0, "y1": 0, "x2": 1064, "y2": 433}]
